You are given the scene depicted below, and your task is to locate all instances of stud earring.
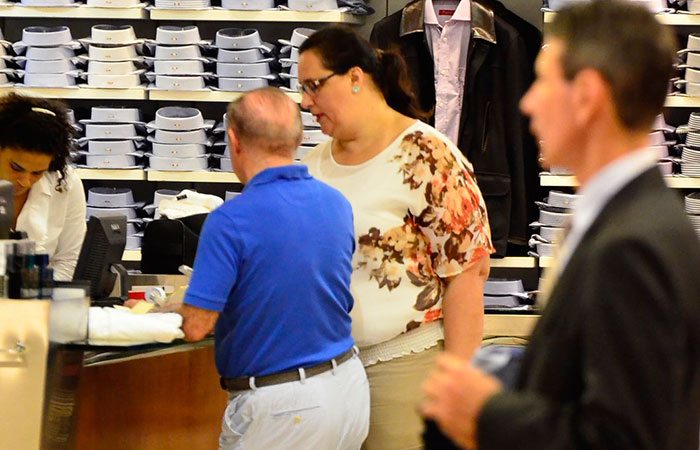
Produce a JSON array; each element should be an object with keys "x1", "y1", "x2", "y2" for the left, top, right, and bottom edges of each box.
[{"x1": 352, "y1": 86, "x2": 360, "y2": 93}]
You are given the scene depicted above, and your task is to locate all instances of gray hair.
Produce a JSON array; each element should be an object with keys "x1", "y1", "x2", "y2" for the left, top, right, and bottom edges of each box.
[{"x1": 226, "y1": 87, "x2": 303, "y2": 156}]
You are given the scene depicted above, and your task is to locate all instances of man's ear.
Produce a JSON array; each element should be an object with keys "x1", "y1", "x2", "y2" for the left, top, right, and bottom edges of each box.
[
  {"x1": 572, "y1": 68, "x2": 609, "y2": 127},
  {"x1": 227, "y1": 128, "x2": 241, "y2": 155}
]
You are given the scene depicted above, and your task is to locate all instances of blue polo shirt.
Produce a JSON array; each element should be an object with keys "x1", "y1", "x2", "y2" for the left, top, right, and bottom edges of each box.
[{"x1": 184, "y1": 165, "x2": 355, "y2": 378}]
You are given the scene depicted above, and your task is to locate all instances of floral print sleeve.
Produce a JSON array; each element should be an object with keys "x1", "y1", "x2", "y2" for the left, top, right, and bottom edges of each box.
[{"x1": 397, "y1": 131, "x2": 494, "y2": 278}]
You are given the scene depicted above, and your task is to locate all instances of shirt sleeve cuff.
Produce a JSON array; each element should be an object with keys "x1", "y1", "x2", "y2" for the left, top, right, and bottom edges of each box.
[{"x1": 184, "y1": 292, "x2": 225, "y2": 312}]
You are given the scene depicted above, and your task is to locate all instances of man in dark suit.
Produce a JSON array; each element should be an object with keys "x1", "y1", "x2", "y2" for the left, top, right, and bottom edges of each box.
[{"x1": 421, "y1": 2, "x2": 700, "y2": 449}]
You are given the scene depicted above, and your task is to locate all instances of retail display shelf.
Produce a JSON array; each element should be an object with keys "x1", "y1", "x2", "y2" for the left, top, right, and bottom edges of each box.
[
  {"x1": 664, "y1": 96, "x2": 700, "y2": 108},
  {"x1": 122, "y1": 250, "x2": 141, "y2": 262},
  {"x1": 8, "y1": 87, "x2": 148, "y2": 100},
  {"x1": 539, "y1": 256, "x2": 553, "y2": 268},
  {"x1": 483, "y1": 313, "x2": 539, "y2": 338},
  {"x1": 75, "y1": 168, "x2": 147, "y2": 180},
  {"x1": 540, "y1": 174, "x2": 700, "y2": 189},
  {"x1": 544, "y1": 11, "x2": 700, "y2": 25},
  {"x1": 0, "y1": 4, "x2": 148, "y2": 18},
  {"x1": 147, "y1": 170, "x2": 241, "y2": 183},
  {"x1": 490, "y1": 256, "x2": 537, "y2": 268},
  {"x1": 148, "y1": 90, "x2": 302, "y2": 103},
  {"x1": 149, "y1": 8, "x2": 364, "y2": 23},
  {"x1": 539, "y1": 174, "x2": 577, "y2": 187}
]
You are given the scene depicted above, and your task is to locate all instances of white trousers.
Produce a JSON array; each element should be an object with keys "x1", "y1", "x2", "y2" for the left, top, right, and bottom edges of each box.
[{"x1": 219, "y1": 354, "x2": 370, "y2": 450}]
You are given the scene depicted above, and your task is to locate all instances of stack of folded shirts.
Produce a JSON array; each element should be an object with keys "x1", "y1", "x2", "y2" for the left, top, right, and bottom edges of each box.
[
  {"x1": 210, "y1": 115, "x2": 231, "y2": 171},
  {"x1": 283, "y1": 0, "x2": 340, "y2": 11},
  {"x1": 87, "y1": 0, "x2": 145, "y2": 9},
  {"x1": 297, "y1": 111, "x2": 328, "y2": 160},
  {"x1": 221, "y1": 0, "x2": 275, "y2": 10},
  {"x1": 20, "y1": 0, "x2": 77, "y2": 8},
  {"x1": 154, "y1": 0, "x2": 210, "y2": 11},
  {"x1": 225, "y1": 190, "x2": 241, "y2": 201},
  {"x1": 212, "y1": 28, "x2": 275, "y2": 92},
  {"x1": 0, "y1": 29, "x2": 12, "y2": 87},
  {"x1": 144, "y1": 189, "x2": 180, "y2": 220},
  {"x1": 684, "y1": 192, "x2": 700, "y2": 239},
  {"x1": 483, "y1": 278, "x2": 530, "y2": 309},
  {"x1": 529, "y1": 190, "x2": 581, "y2": 258},
  {"x1": 651, "y1": 113, "x2": 677, "y2": 175},
  {"x1": 279, "y1": 28, "x2": 315, "y2": 93},
  {"x1": 676, "y1": 34, "x2": 700, "y2": 96},
  {"x1": 75, "y1": 107, "x2": 146, "y2": 169},
  {"x1": 146, "y1": 106, "x2": 214, "y2": 171},
  {"x1": 677, "y1": 112, "x2": 700, "y2": 176},
  {"x1": 13, "y1": 26, "x2": 82, "y2": 88},
  {"x1": 86, "y1": 187, "x2": 145, "y2": 249},
  {"x1": 544, "y1": 0, "x2": 666, "y2": 12},
  {"x1": 146, "y1": 26, "x2": 212, "y2": 91},
  {"x1": 79, "y1": 25, "x2": 145, "y2": 89}
]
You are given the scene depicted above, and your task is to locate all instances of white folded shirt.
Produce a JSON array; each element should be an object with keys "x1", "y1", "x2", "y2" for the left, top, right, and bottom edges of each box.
[{"x1": 88, "y1": 306, "x2": 184, "y2": 346}]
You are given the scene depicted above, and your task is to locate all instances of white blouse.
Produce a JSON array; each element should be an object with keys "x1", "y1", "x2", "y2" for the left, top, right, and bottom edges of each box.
[{"x1": 15, "y1": 167, "x2": 87, "y2": 281}]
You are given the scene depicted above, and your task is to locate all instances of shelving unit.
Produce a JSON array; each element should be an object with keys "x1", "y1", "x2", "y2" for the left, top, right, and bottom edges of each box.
[
  {"x1": 544, "y1": 11, "x2": 700, "y2": 25},
  {"x1": 149, "y1": 90, "x2": 301, "y2": 103},
  {"x1": 122, "y1": 250, "x2": 141, "y2": 262},
  {"x1": 664, "y1": 96, "x2": 700, "y2": 108},
  {"x1": 147, "y1": 170, "x2": 240, "y2": 183},
  {"x1": 490, "y1": 256, "x2": 537, "y2": 268},
  {"x1": 539, "y1": 257, "x2": 553, "y2": 268},
  {"x1": 0, "y1": 4, "x2": 148, "y2": 18},
  {"x1": 75, "y1": 169, "x2": 147, "y2": 181},
  {"x1": 149, "y1": 8, "x2": 364, "y2": 23},
  {"x1": 5, "y1": 87, "x2": 148, "y2": 101},
  {"x1": 540, "y1": 174, "x2": 700, "y2": 189},
  {"x1": 0, "y1": 5, "x2": 362, "y2": 22}
]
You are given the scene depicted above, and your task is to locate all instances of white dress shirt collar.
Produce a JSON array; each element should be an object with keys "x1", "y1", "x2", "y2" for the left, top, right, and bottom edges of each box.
[
  {"x1": 556, "y1": 147, "x2": 659, "y2": 274},
  {"x1": 424, "y1": 0, "x2": 471, "y2": 26}
]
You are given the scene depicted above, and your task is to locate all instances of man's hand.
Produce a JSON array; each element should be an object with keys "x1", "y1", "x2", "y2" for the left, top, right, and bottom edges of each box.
[{"x1": 422, "y1": 354, "x2": 502, "y2": 449}]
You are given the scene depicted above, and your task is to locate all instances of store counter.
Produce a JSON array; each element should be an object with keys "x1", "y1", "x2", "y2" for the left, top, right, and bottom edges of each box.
[{"x1": 0, "y1": 290, "x2": 539, "y2": 450}]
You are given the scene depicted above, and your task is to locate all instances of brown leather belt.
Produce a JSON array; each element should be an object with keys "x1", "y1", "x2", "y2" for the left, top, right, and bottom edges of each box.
[{"x1": 220, "y1": 347, "x2": 356, "y2": 391}]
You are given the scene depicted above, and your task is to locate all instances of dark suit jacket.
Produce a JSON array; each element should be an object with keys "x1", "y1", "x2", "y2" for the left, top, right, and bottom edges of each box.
[
  {"x1": 370, "y1": 0, "x2": 541, "y2": 255},
  {"x1": 473, "y1": 167, "x2": 700, "y2": 450}
]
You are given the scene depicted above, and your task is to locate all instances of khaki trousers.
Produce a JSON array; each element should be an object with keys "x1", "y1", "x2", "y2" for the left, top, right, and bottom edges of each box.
[{"x1": 361, "y1": 342, "x2": 444, "y2": 450}]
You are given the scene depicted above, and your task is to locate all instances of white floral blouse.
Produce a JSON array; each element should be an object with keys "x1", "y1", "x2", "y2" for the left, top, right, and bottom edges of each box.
[{"x1": 303, "y1": 120, "x2": 494, "y2": 347}]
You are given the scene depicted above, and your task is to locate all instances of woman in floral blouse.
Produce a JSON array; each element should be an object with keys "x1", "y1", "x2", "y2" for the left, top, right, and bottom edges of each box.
[{"x1": 299, "y1": 25, "x2": 494, "y2": 450}]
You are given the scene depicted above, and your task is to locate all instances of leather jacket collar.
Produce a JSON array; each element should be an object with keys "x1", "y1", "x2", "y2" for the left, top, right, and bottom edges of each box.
[{"x1": 399, "y1": 0, "x2": 497, "y2": 44}]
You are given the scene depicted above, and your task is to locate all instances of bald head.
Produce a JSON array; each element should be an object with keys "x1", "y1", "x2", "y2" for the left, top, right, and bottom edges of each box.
[{"x1": 226, "y1": 87, "x2": 303, "y2": 156}]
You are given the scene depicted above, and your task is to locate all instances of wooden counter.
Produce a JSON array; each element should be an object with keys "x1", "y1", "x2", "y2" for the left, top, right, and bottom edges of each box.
[{"x1": 74, "y1": 345, "x2": 227, "y2": 450}]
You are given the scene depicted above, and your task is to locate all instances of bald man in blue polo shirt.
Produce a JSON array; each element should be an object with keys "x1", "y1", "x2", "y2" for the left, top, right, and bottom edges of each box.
[{"x1": 180, "y1": 87, "x2": 369, "y2": 450}]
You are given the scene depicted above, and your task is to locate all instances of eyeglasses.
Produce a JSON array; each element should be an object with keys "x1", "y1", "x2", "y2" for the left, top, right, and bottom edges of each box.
[{"x1": 297, "y1": 72, "x2": 337, "y2": 97}]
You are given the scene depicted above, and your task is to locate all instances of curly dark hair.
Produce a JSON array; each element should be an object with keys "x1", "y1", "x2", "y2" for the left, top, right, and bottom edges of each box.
[{"x1": 0, "y1": 93, "x2": 75, "y2": 191}]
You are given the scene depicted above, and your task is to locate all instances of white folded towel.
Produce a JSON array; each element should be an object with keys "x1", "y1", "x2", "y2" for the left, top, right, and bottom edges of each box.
[{"x1": 88, "y1": 306, "x2": 185, "y2": 346}]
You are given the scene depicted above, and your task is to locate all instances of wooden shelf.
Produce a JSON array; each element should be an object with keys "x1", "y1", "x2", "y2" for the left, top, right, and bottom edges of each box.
[
  {"x1": 539, "y1": 174, "x2": 578, "y2": 187},
  {"x1": 148, "y1": 90, "x2": 301, "y2": 103},
  {"x1": 483, "y1": 314, "x2": 539, "y2": 338},
  {"x1": 75, "y1": 168, "x2": 146, "y2": 180},
  {"x1": 149, "y1": 8, "x2": 364, "y2": 23},
  {"x1": 122, "y1": 250, "x2": 141, "y2": 262},
  {"x1": 544, "y1": 11, "x2": 700, "y2": 25},
  {"x1": 147, "y1": 170, "x2": 240, "y2": 183},
  {"x1": 490, "y1": 256, "x2": 537, "y2": 269},
  {"x1": 539, "y1": 256, "x2": 554, "y2": 268},
  {"x1": 0, "y1": 4, "x2": 147, "y2": 18},
  {"x1": 8, "y1": 87, "x2": 147, "y2": 100},
  {"x1": 540, "y1": 174, "x2": 700, "y2": 189},
  {"x1": 664, "y1": 95, "x2": 700, "y2": 108}
]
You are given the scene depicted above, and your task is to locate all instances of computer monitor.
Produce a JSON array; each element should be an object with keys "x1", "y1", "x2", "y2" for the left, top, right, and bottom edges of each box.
[{"x1": 73, "y1": 215, "x2": 127, "y2": 302}]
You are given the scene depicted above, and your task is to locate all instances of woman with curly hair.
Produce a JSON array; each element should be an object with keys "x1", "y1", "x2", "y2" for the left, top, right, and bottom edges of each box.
[
  {"x1": 0, "y1": 93, "x2": 85, "y2": 280},
  {"x1": 299, "y1": 25, "x2": 494, "y2": 449}
]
